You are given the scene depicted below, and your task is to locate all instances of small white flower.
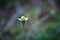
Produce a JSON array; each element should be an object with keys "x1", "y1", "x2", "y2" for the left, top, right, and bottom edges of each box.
[{"x1": 18, "y1": 16, "x2": 28, "y2": 21}]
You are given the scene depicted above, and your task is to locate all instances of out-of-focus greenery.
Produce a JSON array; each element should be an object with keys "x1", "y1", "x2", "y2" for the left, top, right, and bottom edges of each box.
[{"x1": 0, "y1": 0, "x2": 60, "y2": 40}]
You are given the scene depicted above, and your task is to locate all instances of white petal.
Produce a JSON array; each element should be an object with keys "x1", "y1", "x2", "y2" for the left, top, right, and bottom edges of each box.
[
  {"x1": 25, "y1": 18, "x2": 28, "y2": 21},
  {"x1": 18, "y1": 18, "x2": 22, "y2": 21}
]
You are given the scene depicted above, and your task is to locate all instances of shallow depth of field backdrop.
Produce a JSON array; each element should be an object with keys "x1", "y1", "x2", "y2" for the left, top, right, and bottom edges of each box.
[{"x1": 0, "y1": 0, "x2": 60, "y2": 40}]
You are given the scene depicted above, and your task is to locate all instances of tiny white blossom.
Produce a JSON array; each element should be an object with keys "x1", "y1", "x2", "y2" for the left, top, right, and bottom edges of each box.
[{"x1": 18, "y1": 16, "x2": 28, "y2": 21}]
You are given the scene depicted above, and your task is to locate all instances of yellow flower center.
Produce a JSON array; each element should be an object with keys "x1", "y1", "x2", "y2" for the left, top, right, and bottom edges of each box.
[{"x1": 21, "y1": 16, "x2": 26, "y2": 21}]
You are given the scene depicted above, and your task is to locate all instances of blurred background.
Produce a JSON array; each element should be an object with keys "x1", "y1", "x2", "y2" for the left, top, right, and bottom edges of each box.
[{"x1": 0, "y1": 0, "x2": 60, "y2": 40}]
